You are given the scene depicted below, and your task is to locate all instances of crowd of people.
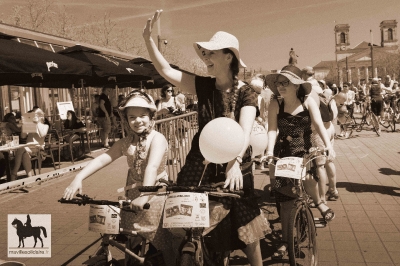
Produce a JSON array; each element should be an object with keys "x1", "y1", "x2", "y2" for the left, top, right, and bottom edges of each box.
[{"x1": 0, "y1": 8, "x2": 387, "y2": 266}]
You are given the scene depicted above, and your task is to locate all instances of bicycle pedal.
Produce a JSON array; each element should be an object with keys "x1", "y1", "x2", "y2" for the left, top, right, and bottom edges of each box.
[
  {"x1": 181, "y1": 242, "x2": 196, "y2": 254},
  {"x1": 314, "y1": 217, "x2": 327, "y2": 228}
]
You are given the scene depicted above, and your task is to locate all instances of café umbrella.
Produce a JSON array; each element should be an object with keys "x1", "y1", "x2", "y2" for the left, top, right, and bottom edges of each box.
[
  {"x1": 58, "y1": 45, "x2": 152, "y2": 87},
  {"x1": 0, "y1": 35, "x2": 93, "y2": 88}
]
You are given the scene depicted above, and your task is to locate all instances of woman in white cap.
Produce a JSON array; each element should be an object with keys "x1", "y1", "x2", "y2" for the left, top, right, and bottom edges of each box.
[
  {"x1": 265, "y1": 65, "x2": 336, "y2": 259},
  {"x1": 142, "y1": 10, "x2": 270, "y2": 265},
  {"x1": 63, "y1": 90, "x2": 176, "y2": 265}
]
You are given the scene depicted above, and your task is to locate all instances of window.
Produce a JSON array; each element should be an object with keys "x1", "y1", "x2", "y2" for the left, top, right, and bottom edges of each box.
[
  {"x1": 388, "y1": 28, "x2": 393, "y2": 41},
  {"x1": 340, "y1": 32, "x2": 346, "y2": 44}
]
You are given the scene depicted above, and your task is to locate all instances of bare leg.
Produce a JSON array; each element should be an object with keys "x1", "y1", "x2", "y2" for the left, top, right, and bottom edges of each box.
[
  {"x1": 21, "y1": 151, "x2": 33, "y2": 177},
  {"x1": 326, "y1": 161, "x2": 339, "y2": 200},
  {"x1": 316, "y1": 165, "x2": 328, "y2": 203},
  {"x1": 243, "y1": 241, "x2": 263, "y2": 266},
  {"x1": 11, "y1": 148, "x2": 25, "y2": 176}
]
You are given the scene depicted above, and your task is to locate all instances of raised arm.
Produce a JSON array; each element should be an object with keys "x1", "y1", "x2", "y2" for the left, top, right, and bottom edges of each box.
[{"x1": 143, "y1": 10, "x2": 196, "y2": 95}]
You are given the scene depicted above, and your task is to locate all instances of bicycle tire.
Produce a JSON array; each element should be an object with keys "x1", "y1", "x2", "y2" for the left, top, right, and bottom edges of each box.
[
  {"x1": 381, "y1": 108, "x2": 392, "y2": 129},
  {"x1": 370, "y1": 113, "x2": 380, "y2": 136},
  {"x1": 85, "y1": 257, "x2": 120, "y2": 266},
  {"x1": 180, "y1": 253, "x2": 196, "y2": 266},
  {"x1": 288, "y1": 203, "x2": 318, "y2": 266},
  {"x1": 202, "y1": 236, "x2": 230, "y2": 266}
]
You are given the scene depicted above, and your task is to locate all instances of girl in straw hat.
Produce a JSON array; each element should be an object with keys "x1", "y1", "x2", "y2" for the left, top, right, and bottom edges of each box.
[
  {"x1": 142, "y1": 10, "x2": 270, "y2": 265},
  {"x1": 265, "y1": 65, "x2": 336, "y2": 259}
]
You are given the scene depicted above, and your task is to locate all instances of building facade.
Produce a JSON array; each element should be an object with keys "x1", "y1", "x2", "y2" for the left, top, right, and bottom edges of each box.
[{"x1": 314, "y1": 20, "x2": 399, "y2": 85}]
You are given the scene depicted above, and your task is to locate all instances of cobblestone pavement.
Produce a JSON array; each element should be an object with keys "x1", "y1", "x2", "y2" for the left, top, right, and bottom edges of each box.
[{"x1": 0, "y1": 125, "x2": 400, "y2": 265}]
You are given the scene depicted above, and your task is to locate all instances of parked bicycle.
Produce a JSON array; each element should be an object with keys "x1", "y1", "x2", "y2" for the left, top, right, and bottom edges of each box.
[
  {"x1": 265, "y1": 147, "x2": 328, "y2": 266},
  {"x1": 59, "y1": 183, "x2": 243, "y2": 266}
]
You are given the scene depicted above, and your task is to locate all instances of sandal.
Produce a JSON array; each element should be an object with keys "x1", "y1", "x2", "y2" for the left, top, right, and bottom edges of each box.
[
  {"x1": 272, "y1": 243, "x2": 288, "y2": 260},
  {"x1": 316, "y1": 202, "x2": 335, "y2": 222},
  {"x1": 326, "y1": 189, "x2": 339, "y2": 201}
]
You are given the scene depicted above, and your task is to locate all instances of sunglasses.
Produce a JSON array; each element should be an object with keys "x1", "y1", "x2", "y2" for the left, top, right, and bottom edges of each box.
[
  {"x1": 274, "y1": 80, "x2": 291, "y2": 87},
  {"x1": 166, "y1": 90, "x2": 173, "y2": 92}
]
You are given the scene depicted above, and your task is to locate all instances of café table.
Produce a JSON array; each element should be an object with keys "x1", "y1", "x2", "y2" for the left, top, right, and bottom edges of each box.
[{"x1": 0, "y1": 142, "x2": 37, "y2": 182}]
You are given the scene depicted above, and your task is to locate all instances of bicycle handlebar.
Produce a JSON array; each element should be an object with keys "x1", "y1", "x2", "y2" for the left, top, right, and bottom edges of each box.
[
  {"x1": 58, "y1": 194, "x2": 150, "y2": 211},
  {"x1": 138, "y1": 184, "x2": 244, "y2": 197}
]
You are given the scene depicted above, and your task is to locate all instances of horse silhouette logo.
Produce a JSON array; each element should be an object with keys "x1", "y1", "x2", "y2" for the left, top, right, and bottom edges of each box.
[{"x1": 11, "y1": 215, "x2": 47, "y2": 248}]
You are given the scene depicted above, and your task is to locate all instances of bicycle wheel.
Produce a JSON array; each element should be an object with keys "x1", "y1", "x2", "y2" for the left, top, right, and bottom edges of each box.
[
  {"x1": 202, "y1": 236, "x2": 230, "y2": 266},
  {"x1": 180, "y1": 253, "x2": 196, "y2": 266},
  {"x1": 370, "y1": 113, "x2": 380, "y2": 136},
  {"x1": 380, "y1": 108, "x2": 392, "y2": 129},
  {"x1": 288, "y1": 203, "x2": 318, "y2": 266}
]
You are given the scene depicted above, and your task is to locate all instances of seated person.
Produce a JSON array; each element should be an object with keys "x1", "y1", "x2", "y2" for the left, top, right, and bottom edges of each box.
[
  {"x1": 32, "y1": 106, "x2": 51, "y2": 127},
  {"x1": 63, "y1": 110, "x2": 85, "y2": 146},
  {"x1": 11, "y1": 108, "x2": 49, "y2": 180},
  {"x1": 3, "y1": 113, "x2": 22, "y2": 136}
]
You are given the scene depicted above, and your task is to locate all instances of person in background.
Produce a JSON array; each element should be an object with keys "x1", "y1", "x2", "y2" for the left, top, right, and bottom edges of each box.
[
  {"x1": 91, "y1": 95, "x2": 100, "y2": 125},
  {"x1": 63, "y1": 110, "x2": 85, "y2": 149},
  {"x1": 369, "y1": 78, "x2": 383, "y2": 135},
  {"x1": 175, "y1": 89, "x2": 186, "y2": 113},
  {"x1": 155, "y1": 84, "x2": 182, "y2": 118},
  {"x1": 3, "y1": 113, "x2": 22, "y2": 136},
  {"x1": 32, "y1": 106, "x2": 51, "y2": 127},
  {"x1": 11, "y1": 108, "x2": 49, "y2": 180},
  {"x1": 63, "y1": 90, "x2": 175, "y2": 265},
  {"x1": 318, "y1": 80, "x2": 332, "y2": 97},
  {"x1": 143, "y1": 10, "x2": 270, "y2": 265},
  {"x1": 331, "y1": 83, "x2": 338, "y2": 95},
  {"x1": 98, "y1": 85, "x2": 114, "y2": 148},
  {"x1": 338, "y1": 82, "x2": 355, "y2": 138}
]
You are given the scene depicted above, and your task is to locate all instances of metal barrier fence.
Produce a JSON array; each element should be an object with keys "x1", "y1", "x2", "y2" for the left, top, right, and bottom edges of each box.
[{"x1": 154, "y1": 111, "x2": 198, "y2": 182}]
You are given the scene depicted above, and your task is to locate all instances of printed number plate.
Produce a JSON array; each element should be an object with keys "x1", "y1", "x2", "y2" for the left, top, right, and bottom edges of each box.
[
  {"x1": 163, "y1": 192, "x2": 210, "y2": 228},
  {"x1": 274, "y1": 157, "x2": 305, "y2": 179}
]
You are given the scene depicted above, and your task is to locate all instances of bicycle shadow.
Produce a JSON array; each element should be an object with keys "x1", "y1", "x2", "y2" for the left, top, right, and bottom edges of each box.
[{"x1": 337, "y1": 181, "x2": 400, "y2": 197}]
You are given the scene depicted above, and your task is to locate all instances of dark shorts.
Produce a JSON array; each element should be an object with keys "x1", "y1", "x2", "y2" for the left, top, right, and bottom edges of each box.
[{"x1": 371, "y1": 98, "x2": 384, "y2": 117}]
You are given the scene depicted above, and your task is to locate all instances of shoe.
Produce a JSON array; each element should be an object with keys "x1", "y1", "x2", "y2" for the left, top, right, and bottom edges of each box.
[
  {"x1": 327, "y1": 189, "x2": 339, "y2": 201},
  {"x1": 316, "y1": 202, "x2": 335, "y2": 222},
  {"x1": 338, "y1": 132, "x2": 344, "y2": 137},
  {"x1": 345, "y1": 130, "x2": 353, "y2": 139},
  {"x1": 103, "y1": 144, "x2": 110, "y2": 149},
  {"x1": 272, "y1": 244, "x2": 288, "y2": 260}
]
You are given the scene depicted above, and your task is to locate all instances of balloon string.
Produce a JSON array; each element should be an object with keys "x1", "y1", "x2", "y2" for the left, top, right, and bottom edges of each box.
[{"x1": 198, "y1": 162, "x2": 209, "y2": 186}]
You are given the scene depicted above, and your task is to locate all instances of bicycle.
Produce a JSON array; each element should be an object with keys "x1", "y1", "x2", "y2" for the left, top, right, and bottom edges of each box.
[
  {"x1": 266, "y1": 147, "x2": 328, "y2": 266},
  {"x1": 138, "y1": 183, "x2": 244, "y2": 266},
  {"x1": 339, "y1": 101, "x2": 380, "y2": 137},
  {"x1": 59, "y1": 184, "x2": 242, "y2": 266},
  {"x1": 59, "y1": 194, "x2": 158, "y2": 266}
]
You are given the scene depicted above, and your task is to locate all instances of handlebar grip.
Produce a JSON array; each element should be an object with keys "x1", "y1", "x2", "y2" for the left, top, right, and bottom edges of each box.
[{"x1": 138, "y1": 186, "x2": 163, "y2": 192}]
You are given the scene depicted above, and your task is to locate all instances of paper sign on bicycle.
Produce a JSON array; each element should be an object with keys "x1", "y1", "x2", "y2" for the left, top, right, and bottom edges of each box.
[
  {"x1": 163, "y1": 192, "x2": 210, "y2": 228},
  {"x1": 274, "y1": 157, "x2": 305, "y2": 180},
  {"x1": 88, "y1": 205, "x2": 120, "y2": 234}
]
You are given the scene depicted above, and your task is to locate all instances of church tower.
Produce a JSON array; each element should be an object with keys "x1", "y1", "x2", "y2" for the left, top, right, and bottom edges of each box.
[
  {"x1": 334, "y1": 24, "x2": 350, "y2": 52},
  {"x1": 380, "y1": 20, "x2": 398, "y2": 47}
]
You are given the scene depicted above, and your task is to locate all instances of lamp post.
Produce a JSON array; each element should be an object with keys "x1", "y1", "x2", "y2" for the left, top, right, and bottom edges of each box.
[{"x1": 370, "y1": 30, "x2": 375, "y2": 79}]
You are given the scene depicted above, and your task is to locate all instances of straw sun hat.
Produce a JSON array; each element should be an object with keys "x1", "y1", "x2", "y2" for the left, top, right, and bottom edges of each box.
[
  {"x1": 193, "y1": 31, "x2": 246, "y2": 68},
  {"x1": 265, "y1": 65, "x2": 312, "y2": 96}
]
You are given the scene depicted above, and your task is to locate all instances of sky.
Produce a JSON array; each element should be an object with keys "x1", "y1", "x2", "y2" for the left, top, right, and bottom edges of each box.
[{"x1": 2, "y1": 0, "x2": 400, "y2": 71}]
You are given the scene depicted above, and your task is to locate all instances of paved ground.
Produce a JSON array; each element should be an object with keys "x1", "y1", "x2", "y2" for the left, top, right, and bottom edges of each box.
[{"x1": 0, "y1": 124, "x2": 400, "y2": 265}]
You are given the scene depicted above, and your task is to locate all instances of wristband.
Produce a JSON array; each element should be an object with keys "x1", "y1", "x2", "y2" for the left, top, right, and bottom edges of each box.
[
  {"x1": 266, "y1": 152, "x2": 273, "y2": 156},
  {"x1": 236, "y1": 156, "x2": 243, "y2": 164}
]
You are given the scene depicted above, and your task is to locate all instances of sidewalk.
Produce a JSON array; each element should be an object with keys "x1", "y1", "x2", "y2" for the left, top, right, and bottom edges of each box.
[{"x1": 0, "y1": 126, "x2": 400, "y2": 265}]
